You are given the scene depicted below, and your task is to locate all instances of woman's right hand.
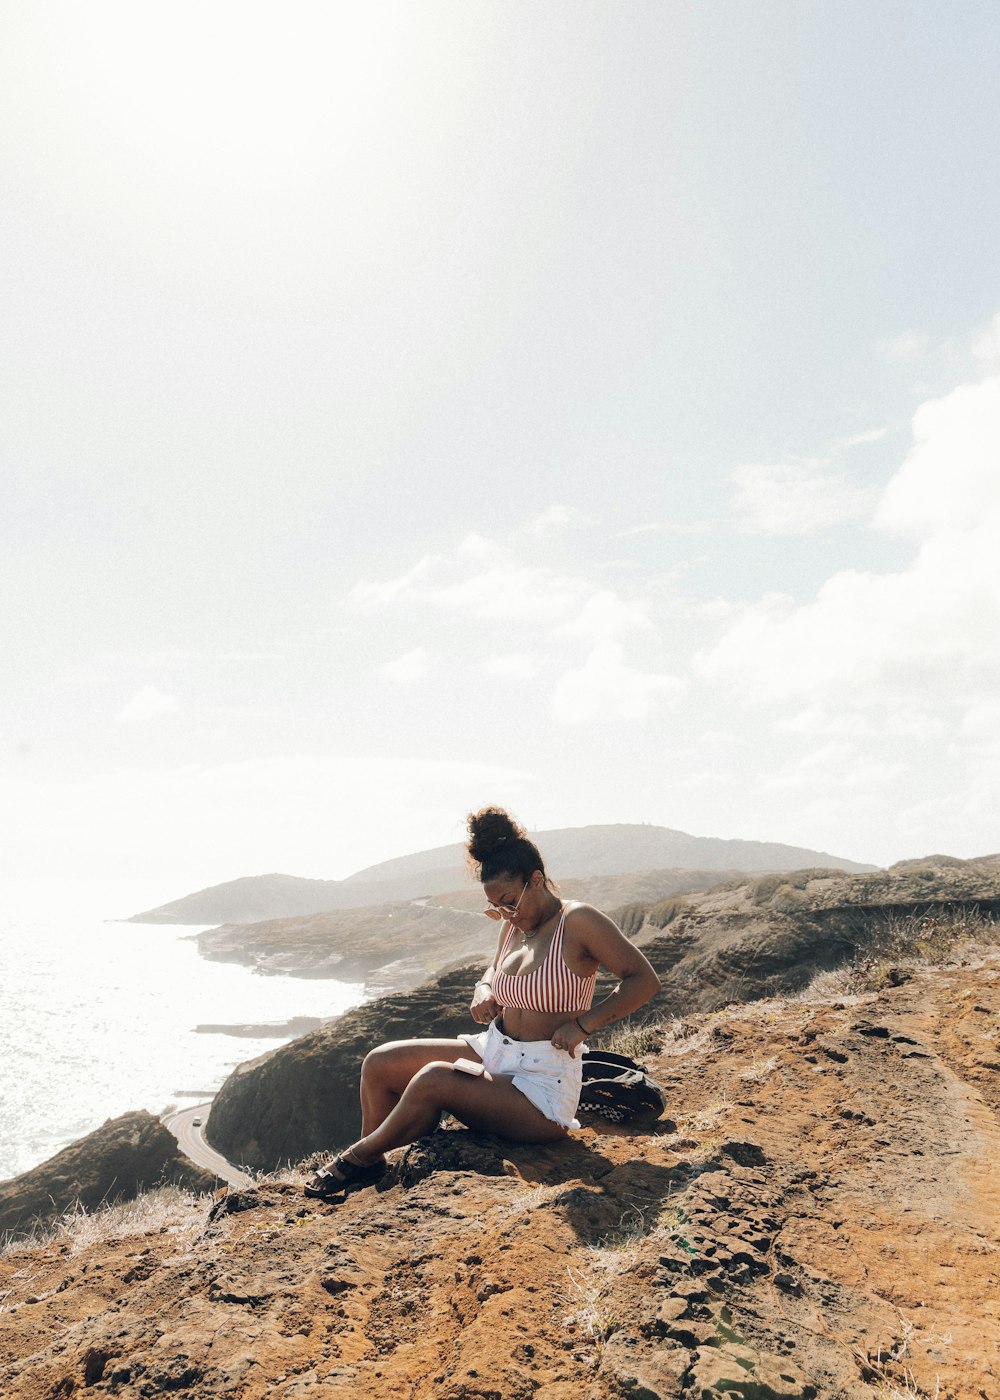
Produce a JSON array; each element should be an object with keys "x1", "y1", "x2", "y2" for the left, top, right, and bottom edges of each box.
[{"x1": 470, "y1": 984, "x2": 499, "y2": 1024}]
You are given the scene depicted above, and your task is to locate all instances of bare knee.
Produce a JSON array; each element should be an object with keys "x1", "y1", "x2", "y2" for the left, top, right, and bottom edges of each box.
[
  {"x1": 361, "y1": 1042, "x2": 391, "y2": 1075},
  {"x1": 360, "y1": 1042, "x2": 408, "y2": 1091},
  {"x1": 403, "y1": 1061, "x2": 457, "y2": 1103}
]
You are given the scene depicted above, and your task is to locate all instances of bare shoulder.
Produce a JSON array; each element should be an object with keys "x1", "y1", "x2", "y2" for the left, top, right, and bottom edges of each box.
[
  {"x1": 563, "y1": 901, "x2": 625, "y2": 939},
  {"x1": 562, "y1": 901, "x2": 645, "y2": 971}
]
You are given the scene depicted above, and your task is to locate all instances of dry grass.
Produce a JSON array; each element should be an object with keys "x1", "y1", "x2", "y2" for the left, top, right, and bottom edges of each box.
[
  {"x1": 798, "y1": 911, "x2": 1000, "y2": 1002},
  {"x1": 1, "y1": 1185, "x2": 209, "y2": 1260},
  {"x1": 598, "y1": 1019, "x2": 666, "y2": 1060}
]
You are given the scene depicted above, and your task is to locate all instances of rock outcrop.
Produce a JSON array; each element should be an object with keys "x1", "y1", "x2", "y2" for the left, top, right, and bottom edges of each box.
[
  {"x1": 205, "y1": 856, "x2": 1000, "y2": 1172},
  {"x1": 2, "y1": 954, "x2": 998, "y2": 1398},
  {"x1": 0, "y1": 1112, "x2": 217, "y2": 1240}
]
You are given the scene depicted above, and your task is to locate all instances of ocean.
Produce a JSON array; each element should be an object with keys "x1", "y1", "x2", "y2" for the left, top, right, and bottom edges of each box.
[{"x1": 0, "y1": 879, "x2": 364, "y2": 1181}]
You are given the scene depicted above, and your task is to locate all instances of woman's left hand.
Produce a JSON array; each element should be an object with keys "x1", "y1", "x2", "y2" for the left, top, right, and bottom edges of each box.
[{"x1": 550, "y1": 1019, "x2": 589, "y2": 1057}]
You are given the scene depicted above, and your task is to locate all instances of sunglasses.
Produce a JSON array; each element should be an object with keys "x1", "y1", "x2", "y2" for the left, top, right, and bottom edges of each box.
[{"x1": 483, "y1": 879, "x2": 531, "y2": 921}]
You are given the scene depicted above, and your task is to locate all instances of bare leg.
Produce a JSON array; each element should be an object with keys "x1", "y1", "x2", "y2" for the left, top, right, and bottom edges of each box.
[
  {"x1": 359, "y1": 1038, "x2": 474, "y2": 1138},
  {"x1": 306, "y1": 1038, "x2": 476, "y2": 1189},
  {"x1": 351, "y1": 1060, "x2": 567, "y2": 1163}
]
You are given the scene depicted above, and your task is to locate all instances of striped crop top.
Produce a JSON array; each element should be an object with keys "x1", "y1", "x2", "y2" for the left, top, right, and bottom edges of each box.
[{"x1": 491, "y1": 902, "x2": 598, "y2": 1014}]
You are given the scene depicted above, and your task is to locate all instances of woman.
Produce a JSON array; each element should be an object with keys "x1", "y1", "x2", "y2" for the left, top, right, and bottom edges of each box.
[{"x1": 305, "y1": 807, "x2": 661, "y2": 1198}]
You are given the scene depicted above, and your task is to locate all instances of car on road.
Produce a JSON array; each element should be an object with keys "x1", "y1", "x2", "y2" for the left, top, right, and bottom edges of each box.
[{"x1": 192, "y1": 1117, "x2": 202, "y2": 1126}]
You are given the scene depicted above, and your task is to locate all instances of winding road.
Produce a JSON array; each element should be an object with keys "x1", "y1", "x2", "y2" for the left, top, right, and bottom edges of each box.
[{"x1": 163, "y1": 1104, "x2": 252, "y2": 1188}]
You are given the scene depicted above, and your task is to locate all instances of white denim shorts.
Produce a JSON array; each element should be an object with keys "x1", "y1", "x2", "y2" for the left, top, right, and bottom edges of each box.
[{"x1": 459, "y1": 1017, "x2": 585, "y2": 1130}]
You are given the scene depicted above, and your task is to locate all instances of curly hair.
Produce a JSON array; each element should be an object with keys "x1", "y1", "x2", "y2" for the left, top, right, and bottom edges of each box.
[{"x1": 466, "y1": 806, "x2": 552, "y2": 887}]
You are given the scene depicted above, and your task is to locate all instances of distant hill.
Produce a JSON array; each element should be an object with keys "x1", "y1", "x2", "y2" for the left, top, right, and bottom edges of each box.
[{"x1": 129, "y1": 823, "x2": 877, "y2": 924}]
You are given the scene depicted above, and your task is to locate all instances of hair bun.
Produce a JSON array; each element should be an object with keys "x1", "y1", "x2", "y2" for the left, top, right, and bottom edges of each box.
[
  {"x1": 466, "y1": 806, "x2": 550, "y2": 887},
  {"x1": 466, "y1": 806, "x2": 525, "y2": 864}
]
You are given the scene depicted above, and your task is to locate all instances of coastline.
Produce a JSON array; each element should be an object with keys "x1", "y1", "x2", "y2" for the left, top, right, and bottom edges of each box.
[{"x1": 0, "y1": 897, "x2": 365, "y2": 1183}]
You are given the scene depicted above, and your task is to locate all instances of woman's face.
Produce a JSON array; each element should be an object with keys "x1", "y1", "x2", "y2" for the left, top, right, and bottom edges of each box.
[{"x1": 483, "y1": 871, "x2": 538, "y2": 930}]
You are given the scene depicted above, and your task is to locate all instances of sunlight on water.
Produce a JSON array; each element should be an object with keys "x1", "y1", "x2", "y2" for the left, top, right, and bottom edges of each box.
[{"x1": 0, "y1": 879, "x2": 364, "y2": 1179}]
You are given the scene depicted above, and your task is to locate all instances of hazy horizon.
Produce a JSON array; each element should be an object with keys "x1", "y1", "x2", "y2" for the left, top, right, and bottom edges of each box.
[{"x1": 3, "y1": 3, "x2": 999, "y2": 895}]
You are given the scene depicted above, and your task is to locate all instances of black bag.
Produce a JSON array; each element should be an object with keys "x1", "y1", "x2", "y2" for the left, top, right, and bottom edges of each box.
[{"x1": 578, "y1": 1050, "x2": 666, "y2": 1123}]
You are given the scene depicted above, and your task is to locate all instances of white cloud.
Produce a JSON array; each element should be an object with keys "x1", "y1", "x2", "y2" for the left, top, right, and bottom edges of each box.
[
  {"x1": 700, "y1": 366, "x2": 1000, "y2": 713},
  {"x1": 839, "y1": 426, "x2": 889, "y2": 449},
  {"x1": 960, "y1": 700, "x2": 1000, "y2": 749},
  {"x1": 556, "y1": 589, "x2": 653, "y2": 643},
  {"x1": 614, "y1": 520, "x2": 713, "y2": 538},
  {"x1": 876, "y1": 375, "x2": 1000, "y2": 537},
  {"x1": 347, "y1": 535, "x2": 659, "y2": 643},
  {"x1": 881, "y1": 329, "x2": 933, "y2": 364},
  {"x1": 379, "y1": 647, "x2": 430, "y2": 683},
  {"x1": 551, "y1": 641, "x2": 680, "y2": 725},
  {"x1": 349, "y1": 553, "x2": 440, "y2": 608},
  {"x1": 116, "y1": 686, "x2": 178, "y2": 724},
  {"x1": 349, "y1": 547, "x2": 587, "y2": 624},
  {"x1": 480, "y1": 653, "x2": 542, "y2": 680},
  {"x1": 729, "y1": 459, "x2": 875, "y2": 535},
  {"x1": 521, "y1": 504, "x2": 592, "y2": 539},
  {"x1": 971, "y1": 312, "x2": 1000, "y2": 370}
]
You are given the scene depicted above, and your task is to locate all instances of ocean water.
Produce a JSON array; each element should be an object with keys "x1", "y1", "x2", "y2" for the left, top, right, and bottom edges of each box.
[{"x1": 0, "y1": 879, "x2": 364, "y2": 1181}]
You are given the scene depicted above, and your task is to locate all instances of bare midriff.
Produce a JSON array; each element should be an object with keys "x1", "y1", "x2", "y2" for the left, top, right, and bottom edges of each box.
[{"x1": 497, "y1": 1004, "x2": 589, "y2": 1042}]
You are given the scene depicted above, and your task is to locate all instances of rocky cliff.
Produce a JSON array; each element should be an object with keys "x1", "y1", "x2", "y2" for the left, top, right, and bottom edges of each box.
[
  {"x1": 0, "y1": 1112, "x2": 217, "y2": 1240},
  {"x1": 1, "y1": 952, "x2": 997, "y2": 1399}
]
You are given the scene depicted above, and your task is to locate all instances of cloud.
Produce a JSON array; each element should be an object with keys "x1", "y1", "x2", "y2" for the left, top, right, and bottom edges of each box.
[
  {"x1": 839, "y1": 426, "x2": 889, "y2": 449},
  {"x1": 699, "y1": 367, "x2": 1000, "y2": 711},
  {"x1": 551, "y1": 642, "x2": 681, "y2": 725},
  {"x1": 521, "y1": 504, "x2": 592, "y2": 539},
  {"x1": 876, "y1": 375, "x2": 1000, "y2": 537},
  {"x1": 348, "y1": 534, "x2": 658, "y2": 643},
  {"x1": 971, "y1": 312, "x2": 1000, "y2": 370},
  {"x1": 480, "y1": 653, "x2": 542, "y2": 680},
  {"x1": 349, "y1": 548, "x2": 587, "y2": 624},
  {"x1": 349, "y1": 553, "x2": 441, "y2": 608},
  {"x1": 729, "y1": 459, "x2": 875, "y2": 535},
  {"x1": 379, "y1": 647, "x2": 430, "y2": 684},
  {"x1": 880, "y1": 329, "x2": 933, "y2": 364},
  {"x1": 556, "y1": 589, "x2": 653, "y2": 643},
  {"x1": 116, "y1": 686, "x2": 178, "y2": 724},
  {"x1": 614, "y1": 520, "x2": 713, "y2": 538}
]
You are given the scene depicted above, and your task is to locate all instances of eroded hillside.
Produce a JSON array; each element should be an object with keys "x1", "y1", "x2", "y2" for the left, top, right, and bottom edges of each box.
[{"x1": 3, "y1": 954, "x2": 998, "y2": 1399}]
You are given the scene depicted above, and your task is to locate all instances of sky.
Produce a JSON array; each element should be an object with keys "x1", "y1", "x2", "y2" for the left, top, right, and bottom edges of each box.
[{"x1": 2, "y1": 1, "x2": 999, "y2": 900}]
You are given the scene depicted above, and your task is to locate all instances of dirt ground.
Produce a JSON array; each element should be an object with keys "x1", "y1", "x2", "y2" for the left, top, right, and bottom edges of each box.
[{"x1": 2, "y1": 954, "x2": 998, "y2": 1399}]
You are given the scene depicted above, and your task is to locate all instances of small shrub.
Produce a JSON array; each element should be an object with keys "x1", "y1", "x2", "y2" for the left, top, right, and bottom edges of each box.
[
  {"x1": 751, "y1": 874, "x2": 784, "y2": 905},
  {"x1": 599, "y1": 1020, "x2": 665, "y2": 1061},
  {"x1": 770, "y1": 883, "x2": 807, "y2": 913},
  {"x1": 648, "y1": 896, "x2": 691, "y2": 929}
]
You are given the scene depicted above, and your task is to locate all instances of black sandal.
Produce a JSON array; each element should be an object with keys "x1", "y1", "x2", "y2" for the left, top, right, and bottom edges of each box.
[{"x1": 304, "y1": 1152, "x2": 386, "y2": 1199}]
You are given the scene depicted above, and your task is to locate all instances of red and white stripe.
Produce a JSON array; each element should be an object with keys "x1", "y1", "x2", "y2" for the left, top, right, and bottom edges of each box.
[{"x1": 492, "y1": 903, "x2": 597, "y2": 1014}]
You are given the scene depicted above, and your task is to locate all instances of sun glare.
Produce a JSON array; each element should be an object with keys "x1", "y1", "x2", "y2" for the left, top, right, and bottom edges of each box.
[{"x1": 40, "y1": 3, "x2": 404, "y2": 186}]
